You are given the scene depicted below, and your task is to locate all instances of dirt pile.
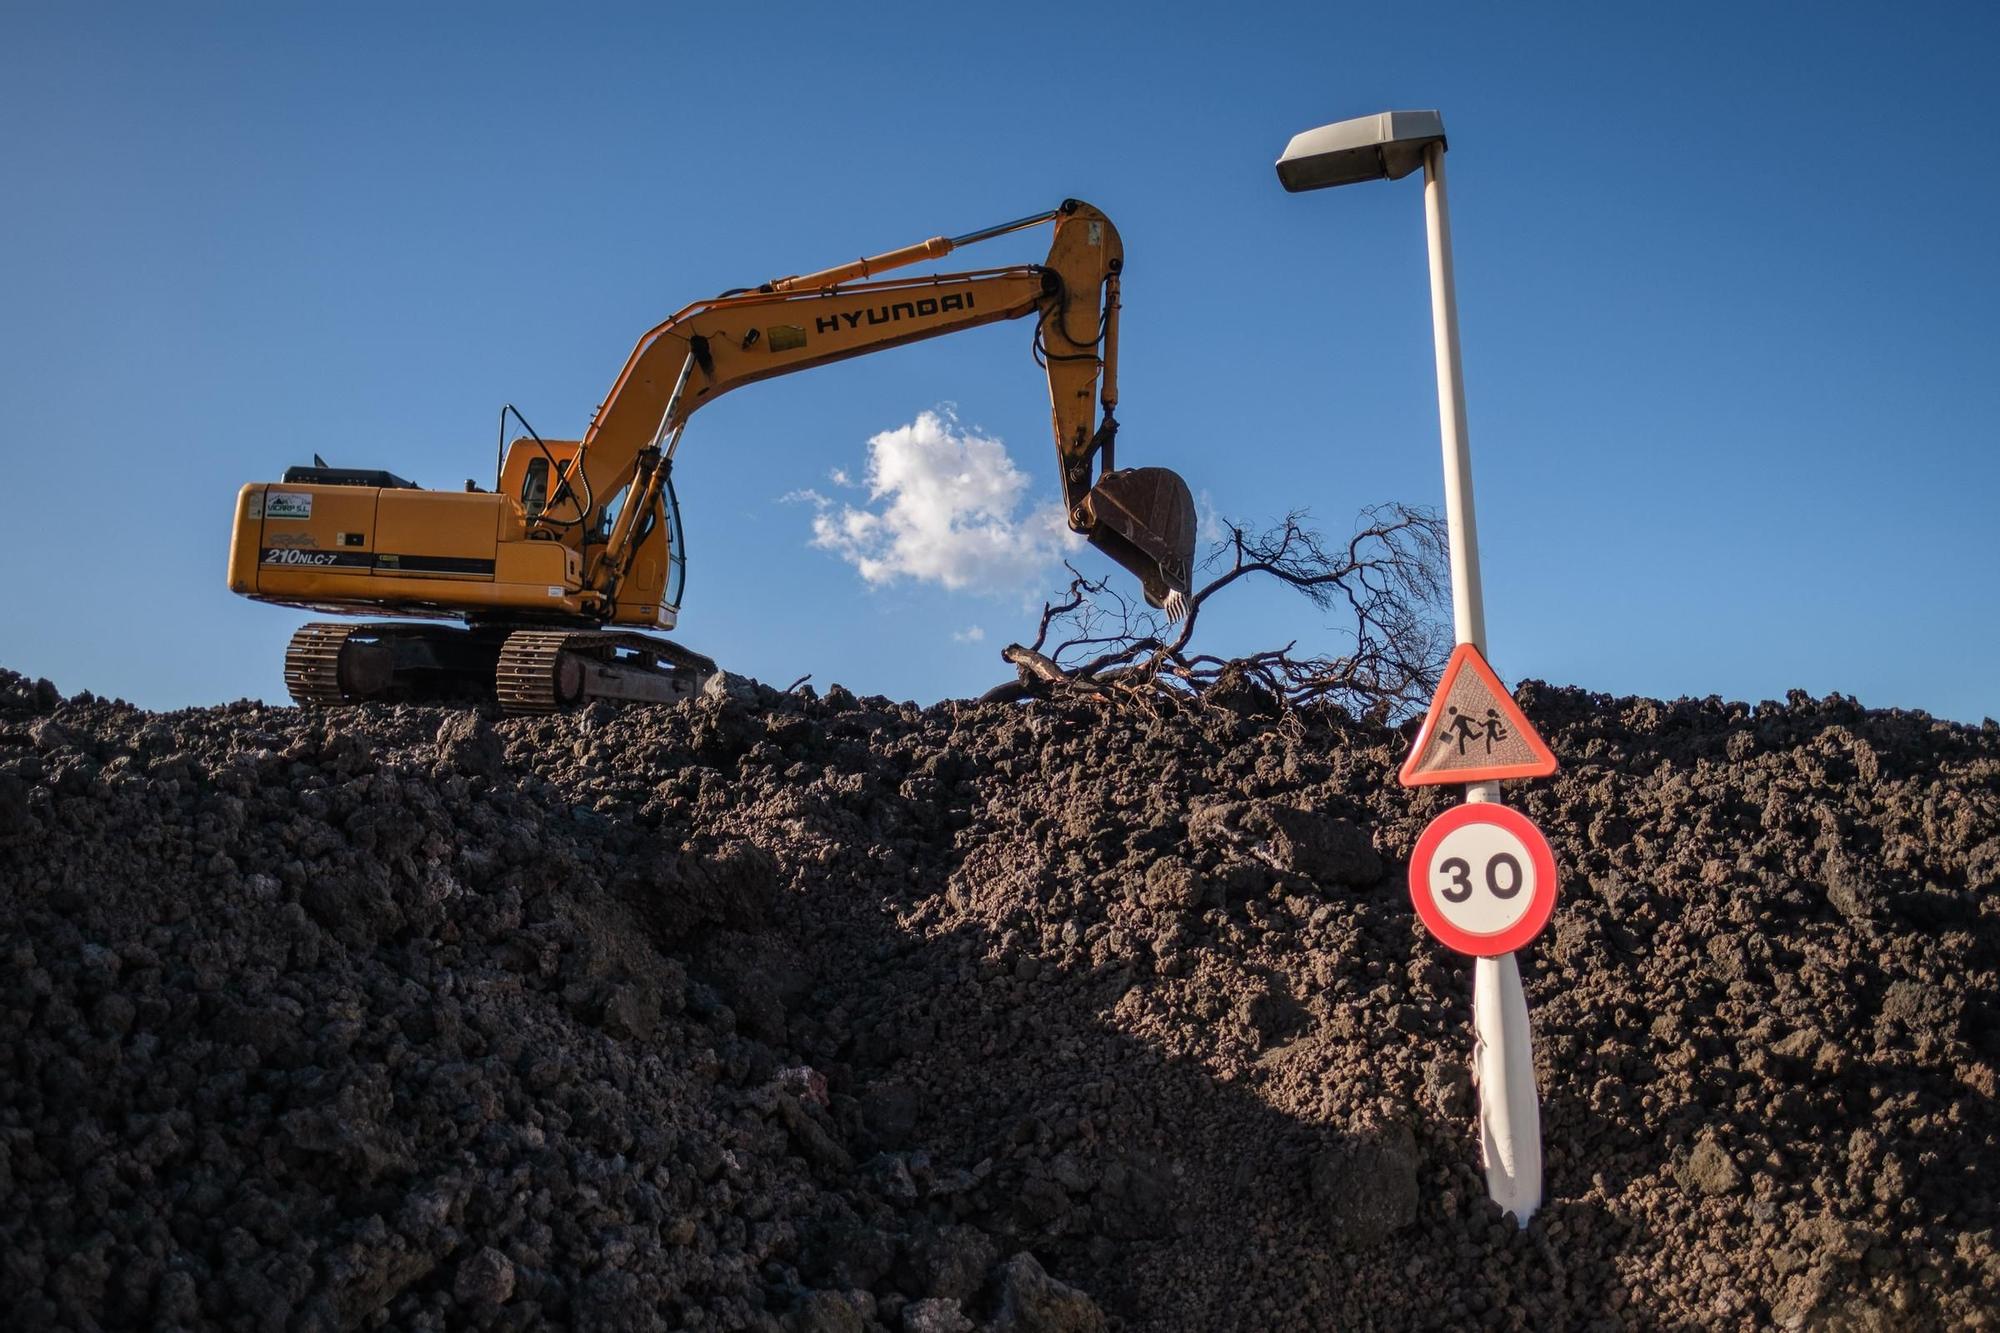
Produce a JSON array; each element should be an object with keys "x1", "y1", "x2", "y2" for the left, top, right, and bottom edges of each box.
[{"x1": 2, "y1": 664, "x2": 1998, "y2": 1330}]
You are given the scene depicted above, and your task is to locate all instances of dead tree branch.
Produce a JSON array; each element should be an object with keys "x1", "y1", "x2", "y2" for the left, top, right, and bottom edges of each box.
[{"x1": 1000, "y1": 504, "x2": 1451, "y2": 718}]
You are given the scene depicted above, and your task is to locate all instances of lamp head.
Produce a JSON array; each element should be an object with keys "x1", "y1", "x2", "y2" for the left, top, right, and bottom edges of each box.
[{"x1": 1277, "y1": 109, "x2": 1447, "y2": 191}]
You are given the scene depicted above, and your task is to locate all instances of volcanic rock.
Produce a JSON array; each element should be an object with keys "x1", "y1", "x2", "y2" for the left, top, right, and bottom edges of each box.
[{"x1": 0, "y1": 673, "x2": 1996, "y2": 1329}]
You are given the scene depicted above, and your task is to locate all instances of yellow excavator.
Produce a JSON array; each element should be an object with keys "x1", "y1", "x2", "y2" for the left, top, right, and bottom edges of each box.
[{"x1": 226, "y1": 199, "x2": 1196, "y2": 713}]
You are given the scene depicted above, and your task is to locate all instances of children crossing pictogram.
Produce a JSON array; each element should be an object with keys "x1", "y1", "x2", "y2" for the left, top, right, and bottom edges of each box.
[
  {"x1": 1441, "y1": 705, "x2": 1515, "y2": 756},
  {"x1": 1398, "y1": 643, "x2": 1559, "y2": 787}
]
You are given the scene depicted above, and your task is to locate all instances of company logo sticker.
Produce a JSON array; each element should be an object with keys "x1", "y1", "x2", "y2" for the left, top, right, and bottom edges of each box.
[
  {"x1": 812, "y1": 291, "x2": 974, "y2": 336},
  {"x1": 262, "y1": 548, "x2": 339, "y2": 566}
]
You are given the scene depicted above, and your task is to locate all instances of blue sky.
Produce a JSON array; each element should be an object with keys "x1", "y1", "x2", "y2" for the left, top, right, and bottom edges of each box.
[{"x1": 3, "y1": 3, "x2": 1996, "y2": 722}]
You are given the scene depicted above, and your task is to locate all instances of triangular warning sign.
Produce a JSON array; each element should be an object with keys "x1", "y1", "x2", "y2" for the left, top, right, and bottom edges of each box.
[{"x1": 1398, "y1": 643, "x2": 1558, "y2": 787}]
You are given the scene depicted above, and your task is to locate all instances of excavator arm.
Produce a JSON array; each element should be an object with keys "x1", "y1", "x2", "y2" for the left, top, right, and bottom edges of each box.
[{"x1": 568, "y1": 200, "x2": 1195, "y2": 615}]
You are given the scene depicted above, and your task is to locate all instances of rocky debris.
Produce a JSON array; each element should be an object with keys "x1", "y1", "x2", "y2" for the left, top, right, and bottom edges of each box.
[
  {"x1": 0, "y1": 664, "x2": 1998, "y2": 1329},
  {"x1": 434, "y1": 712, "x2": 504, "y2": 781},
  {"x1": 899, "y1": 1224, "x2": 999, "y2": 1304},
  {"x1": 0, "y1": 668, "x2": 60, "y2": 714},
  {"x1": 1677, "y1": 1136, "x2": 1742, "y2": 1197},
  {"x1": 902, "y1": 1296, "x2": 976, "y2": 1333},
  {"x1": 452, "y1": 1245, "x2": 516, "y2": 1307},
  {"x1": 1309, "y1": 1124, "x2": 1420, "y2": 1247},
  {"x1": 988, "y1": 1253, "x2": 1106, "y2": 1333},
  {"x1": 1189, "y1": 800, "x2": 1382, "y2": 887}
]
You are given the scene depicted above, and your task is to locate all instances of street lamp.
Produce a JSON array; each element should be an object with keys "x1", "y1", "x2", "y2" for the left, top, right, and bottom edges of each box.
[
  {"x1": 1276, "y1": 109, "x2": 1483, "y2": 652},
  {"x1": 1277, "y1": 111, "x2": 1543, "y2": 1224}
]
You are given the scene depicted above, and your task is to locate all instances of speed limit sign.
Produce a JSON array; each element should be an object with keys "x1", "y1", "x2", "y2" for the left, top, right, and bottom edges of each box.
[{"x1": 1408, "y1": 803, "x2": 1559, "y2": 956}]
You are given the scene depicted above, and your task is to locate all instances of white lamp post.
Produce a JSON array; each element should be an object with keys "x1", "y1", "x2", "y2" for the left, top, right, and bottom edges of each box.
[{"x1": 1277, "y1": 110, "x2": 1542, "y2": 1223}]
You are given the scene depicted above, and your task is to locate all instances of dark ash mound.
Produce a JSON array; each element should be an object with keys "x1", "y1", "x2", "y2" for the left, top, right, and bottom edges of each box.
[{"x1": 3, "y1": 665, "x2": 1997, "y2": 1331}]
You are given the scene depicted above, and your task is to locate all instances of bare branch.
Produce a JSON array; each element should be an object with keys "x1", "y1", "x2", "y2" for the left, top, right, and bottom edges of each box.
[{"x1": 1002, "y1": 504, "x2": 1451, "y2": 718}]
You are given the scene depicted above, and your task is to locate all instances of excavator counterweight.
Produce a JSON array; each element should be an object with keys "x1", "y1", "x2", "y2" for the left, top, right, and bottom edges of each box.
[{"x1": 227, "y1": 200, "x2": 1196, "y2": 710}]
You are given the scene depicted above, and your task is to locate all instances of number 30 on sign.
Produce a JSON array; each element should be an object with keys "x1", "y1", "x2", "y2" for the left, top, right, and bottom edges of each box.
[{"x1": 1408, "y1": 803, "x2": 1559, "y2": 956}]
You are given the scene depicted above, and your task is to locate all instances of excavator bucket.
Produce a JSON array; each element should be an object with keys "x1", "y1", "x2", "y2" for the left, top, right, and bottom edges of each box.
[{"x1": 1084, "y1": 466, "x2": 1198, "y2": 621}]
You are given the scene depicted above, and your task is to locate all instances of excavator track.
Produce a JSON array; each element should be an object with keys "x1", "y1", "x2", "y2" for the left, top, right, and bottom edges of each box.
[
  {"x1": 494, "y1": 629, "x2": 591, "y2": 714},
  {"x1": 495, "y1": 628, "x2": 718, "y2": 716},
  {"x1": 284, "y1": 621, "x2": 718, "y2": 712},
  {"x1": 283, "y1": 622, "x2": 365, "y2": 706}
]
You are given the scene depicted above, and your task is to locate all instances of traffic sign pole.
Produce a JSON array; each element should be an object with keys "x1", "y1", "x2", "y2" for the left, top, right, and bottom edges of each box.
[
  {"x1": 1421, "y1": 139, "x2": 1543, "y2": 1224},
  {"x1": 1474, "y1": 953, "x2": 1540, "y2": 1218}
]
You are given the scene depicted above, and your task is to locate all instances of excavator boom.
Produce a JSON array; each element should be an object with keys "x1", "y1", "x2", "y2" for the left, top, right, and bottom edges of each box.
[{"x1": 566, "y1": 199, "x2": 1194, "y2": 609}]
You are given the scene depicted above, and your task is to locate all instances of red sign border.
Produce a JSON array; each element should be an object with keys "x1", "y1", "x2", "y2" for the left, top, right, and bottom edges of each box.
[
  {"x1": 1407, "y1": 802, "x2": 1559, "y2": 956},
  {"x1": 1398, "y1": 643, "x2": 1559, "y2": 787}
]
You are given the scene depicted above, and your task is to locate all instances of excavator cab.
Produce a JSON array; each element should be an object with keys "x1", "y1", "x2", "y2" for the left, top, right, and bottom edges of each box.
[
  {"x1": 498, "y1": 434, "x2": 685, "y2": 626},
  {"x1": 500, "y1": 437, "x2": 585, "y2": 527}
]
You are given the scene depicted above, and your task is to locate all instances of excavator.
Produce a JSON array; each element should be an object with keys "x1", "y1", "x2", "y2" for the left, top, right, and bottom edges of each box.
[{"x1": 226, "y1": 199, "x2": 1196, "y2": 713}]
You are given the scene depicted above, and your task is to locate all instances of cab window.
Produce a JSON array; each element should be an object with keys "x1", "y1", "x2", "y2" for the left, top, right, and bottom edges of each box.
[{"x1": 521, "y1": 457, "x2": 549, "y2": 517}]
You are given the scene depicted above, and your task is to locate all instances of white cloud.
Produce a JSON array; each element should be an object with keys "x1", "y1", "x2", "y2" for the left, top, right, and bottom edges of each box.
[
  {"x1": 951, "y1": 625, "x2": 986, "y2": 643},
  {"x1": 806, "y1": 409, "x2": 1079, "y2": 597},
  {"x1": 1196, "y1": 488, "x2": 1230, "y2": 545}
]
